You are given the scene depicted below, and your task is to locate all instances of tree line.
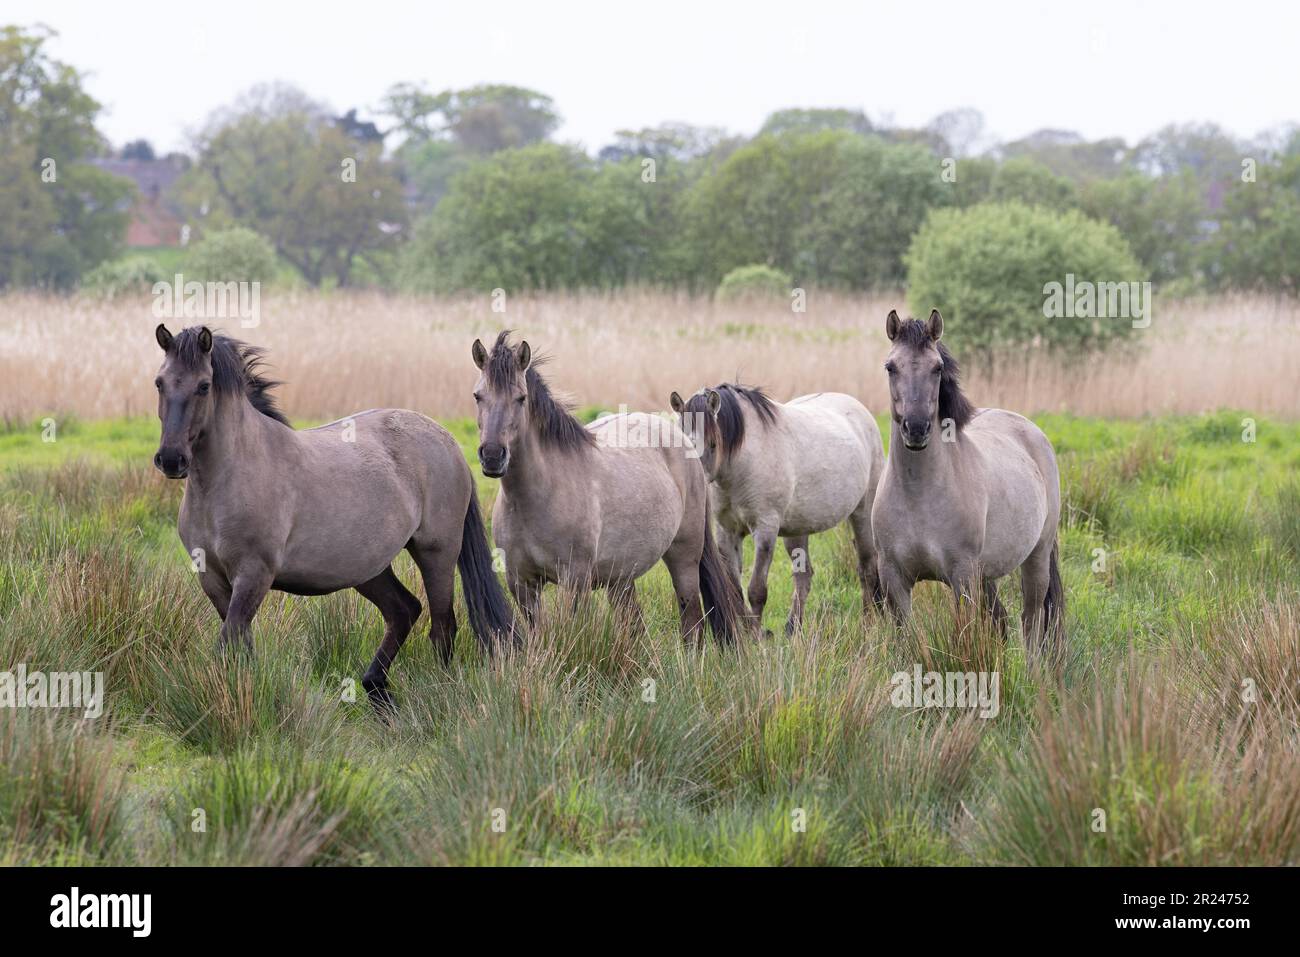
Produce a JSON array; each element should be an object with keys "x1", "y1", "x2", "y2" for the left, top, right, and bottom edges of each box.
[{"x1": 3, "y1": 23, "x2": 1299, "y2": 296}]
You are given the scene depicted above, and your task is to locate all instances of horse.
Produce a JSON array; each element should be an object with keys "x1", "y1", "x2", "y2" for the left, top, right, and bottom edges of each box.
[
  {"x1": 152, "y1": 323, "x2": 514, "y2": 711},
  {"x1": 871, "y1": 309, "x2": 1065, "y2": 662},
  {"x1": 470, "y1": 332, "x2": 745, "y2": 645},
  {"x1": 669, "y1": 384, "x2": 886, "y2": 634}
]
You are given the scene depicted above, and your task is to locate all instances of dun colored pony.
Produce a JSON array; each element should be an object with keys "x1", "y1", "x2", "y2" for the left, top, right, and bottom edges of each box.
[
  {"x1": 471, "y1": 332, "x2": 745, "y2": 644},
  {"x1": 872, "y1": 310, "x2": 1065, "y2": 661},
  {"x1": 152, "y1": 324, "x2": 514, "y2": 711},
  {"x1": 670, "y1": 385, "x2": 885, "y2": 634}
]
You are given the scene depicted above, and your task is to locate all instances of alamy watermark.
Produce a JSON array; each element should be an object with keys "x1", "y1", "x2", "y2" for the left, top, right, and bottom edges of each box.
[
  {"x1": 595, "y1": 404, "x2": 703, "y2": 458},
  {"x1": 890, "y1": 665, "x2": 1000, "y2": 719},
  {"x1": 0, "y1": 664, "x2": 104, "y2": 719},
  {"x1": 1043, "y1": 273, "x2": 1151, "y2": 329},
  {"x1": 152, "y1": 273, "x2": 260, "y2": 328}
]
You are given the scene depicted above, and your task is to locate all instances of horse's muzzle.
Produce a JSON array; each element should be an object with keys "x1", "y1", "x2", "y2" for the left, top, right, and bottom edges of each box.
[
  {"x1": 154, "y1": 449, "x2": 189, "y2": 479},
  {"x1": 478, "y1": 444, "x2": 509, "y2": 478},
  {"x1": 901, "y1": 419, "x2": 932, "y2": 451}
]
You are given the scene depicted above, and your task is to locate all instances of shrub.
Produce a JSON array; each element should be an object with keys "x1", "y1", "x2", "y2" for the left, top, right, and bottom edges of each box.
[
  {"x1": 905, "y1": 202, "x2": 1147, "y2": 358},
  {"x1": 185, "y1": 227, "x2": 278, "y2": 284},
  {"x1": 80, "y1": 256, "x2": 167, "y2": 297},
  {"x1": 715, "y1": 264, "x2": 792, "y2": 302}
]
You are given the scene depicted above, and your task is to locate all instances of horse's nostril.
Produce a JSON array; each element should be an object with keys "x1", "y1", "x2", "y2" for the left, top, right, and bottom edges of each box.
[{"x1": 153, "y1": 453, "x2": 163, "y2": 468}]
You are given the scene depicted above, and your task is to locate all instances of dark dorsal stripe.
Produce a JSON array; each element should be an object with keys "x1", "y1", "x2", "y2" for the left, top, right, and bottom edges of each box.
[
  {"x1": 685, "y1": 383, "x2": 777, "y2": 460},
  {"x1": 893, "y1": 318, "x2": 975, "y2": 431},
  {"x1": 170, "y1": 327, "x2": 290, "y2": 426},
  {"x1": 485, "y1": 330, "x2": 594, "y2": 451}
]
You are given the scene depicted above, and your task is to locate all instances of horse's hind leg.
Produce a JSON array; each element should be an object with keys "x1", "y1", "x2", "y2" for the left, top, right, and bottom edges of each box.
[
  {"x1": 663, "y1": 545, "x2": 705, "y2": 647},
  {"x1": 1019, "y1": 540, "x2": 1059, "y2": 668},
  {"x1": 848, "y1": 500, "x2": 883, "y2": 615},
  {"x1": 357, "y1": 565, "x2": 422, "y2": 712},
  {"x1": 408, "y1": 542, "x2": 458, "y2": 667},
  {"x1": 783, "y1": 534, "x2": 813, "y2": 636}
]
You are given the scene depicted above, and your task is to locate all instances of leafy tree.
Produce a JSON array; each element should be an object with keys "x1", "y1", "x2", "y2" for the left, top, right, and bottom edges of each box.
[
  {"x1": 180, "y1": 84, "x2": 406, "y2": 287},
  {"x1": 121, "y1": 139, "x2": 155, "y2": 161},
  {"x1": 401, "y1": 144, "x2": 625, "y2": 291},
  {"x1": 759, "y1": 107, "x2": 873, "y2": 138},
  {"x1": 1080, "y1": 172, "x2": 1205, "y2": 284},
  {"x1": 906, "y1": 202, "x2": 1146, "y2": 359},
  {"x1": 716, "y1": 264, "x2": 792, "y2": 301},
  {"x1": 380, "y1": 82, "x2": 558, "y2": 155},
  {"x1": 1000, "y1": 129, "x2": 1130, "y2": 181},
  {"x1": 990, "y1": 158, "x2": 1078, "y2": 210},
  {"x1": 1208, "y1": 154, "x2": 1300, "y2": 291},
  {"x1": 0, "y1": 25, "x2": 131, "y2": 289},
  {"x1": 685, "y1": 131, "x2": 950, "y2": 288},
  {"x1": 186, "y1": 227, "x2": 279, "y2": 283}
]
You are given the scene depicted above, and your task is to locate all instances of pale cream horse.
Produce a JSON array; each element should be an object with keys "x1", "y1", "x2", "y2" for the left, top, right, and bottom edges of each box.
[
  {"x1": 670, "y1": 384, "x2": 885, "y2": 634},
  {"x1": 871, "y1": 310, "x2": 1065, "y2": 660}
]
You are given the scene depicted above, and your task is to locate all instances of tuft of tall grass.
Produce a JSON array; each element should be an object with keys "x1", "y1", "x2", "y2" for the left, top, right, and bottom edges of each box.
[{"x1": 0, "y1": 712, "x2": 128, "y2": 862}]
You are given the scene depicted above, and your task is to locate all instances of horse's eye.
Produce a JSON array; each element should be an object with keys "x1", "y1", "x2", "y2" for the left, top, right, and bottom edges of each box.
[
  {"x1": 516, "y1": 395, "x2": 526, "y2": 405},
  {"x1": 154, "y1": 379, "x2": 163, "y2": 391},
  {"x1": 196, "y1": 381, "x2": 211, "y2": 395},
  {"x1": 933, "y1": 366, "x2": 943, "y2": 375},
  {"x1": 472, "y1": 393, "x2": 482, "y2": 403},
  {"x1": 884, "y1": 363, "x2": 896, "y2": 374}
]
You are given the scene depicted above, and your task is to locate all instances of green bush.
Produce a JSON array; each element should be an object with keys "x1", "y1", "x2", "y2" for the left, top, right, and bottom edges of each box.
[
  {"x1": 186, "y1": 227, "x2": 278, "y2": 284},
  {"x1": 716, "y1": 264, "x2": 792, "y2": 301},
  {"x1": 905, "y1": 202, "x2": 1147, "y2": 358},
  {"x1": 80, "y1": 256, "x2": 167, "y2": 298}
]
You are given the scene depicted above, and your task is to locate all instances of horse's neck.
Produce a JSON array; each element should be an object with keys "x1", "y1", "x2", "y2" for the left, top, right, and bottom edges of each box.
[
  {"x1": 187, "y1": 397, "x2": 288, "y2": 494},
  {"x1": 887, "y1": 420, "x2": 965, "y2": 491},
  {"x1": 500, "y1": 427, "x2": 568, "y2": 505}
]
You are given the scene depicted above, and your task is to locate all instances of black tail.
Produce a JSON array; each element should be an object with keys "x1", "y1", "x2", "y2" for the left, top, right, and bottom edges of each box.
[
  {"x1": 698, "y1": 502, "x2": 746, "y2": 646},
  {"x1": 1044, "y1": 539, "x2": 1065, "y2": 651},
  {"x1": 458, "y1": 493, "x2": 517, "y2": 652}
]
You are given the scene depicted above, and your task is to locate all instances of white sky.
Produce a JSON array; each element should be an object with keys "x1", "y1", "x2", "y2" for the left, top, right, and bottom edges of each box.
[{"x1": 10, "y1": 0, "x2": 1299, "y2": 154}]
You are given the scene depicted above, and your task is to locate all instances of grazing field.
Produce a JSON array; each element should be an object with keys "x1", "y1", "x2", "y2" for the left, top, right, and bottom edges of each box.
[{"x1": 1, "y1": 406, "x2": 1298, "y2": 865}]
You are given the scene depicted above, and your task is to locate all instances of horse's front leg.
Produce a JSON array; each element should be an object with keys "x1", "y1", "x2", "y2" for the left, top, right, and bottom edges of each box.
[
  {"x1": 747, "y1": 518, "x2": 780, "y2": 631},
  {"x1": 508, "y1": 571, "x2": 542, "y2": 630},
  {"x1": 878, "y1": 560, "x2": 912, "y2": 631},
  {"x1": 716, "y1": 523, "x2": 744, "y2": 584},
  {"x1": 217, "y1": 562, "x2": 274, "y2": 655}
]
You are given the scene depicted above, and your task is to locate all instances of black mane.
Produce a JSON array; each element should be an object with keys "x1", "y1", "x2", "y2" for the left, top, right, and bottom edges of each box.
[
  {"x1": 684, "y1": 383, "x2": 778, "y2": 460},
  {"x1": 893, "y1": 318, "x2": 976, "y2": 431},
  {"x1": 485, "y1": 331, "x2": 594, "y2": 451},
  {"x1": 171, "y1": 327, "x2": 290, "y2": 426}
]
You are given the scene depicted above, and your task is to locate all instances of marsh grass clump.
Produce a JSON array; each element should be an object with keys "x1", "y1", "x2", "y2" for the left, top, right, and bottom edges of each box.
[
  {"x1": 163, "y1": 744, "x2": 401, "y2": 865},
  {"x1": 0, "y1": 711, "x2": 128, "y2": 862}
]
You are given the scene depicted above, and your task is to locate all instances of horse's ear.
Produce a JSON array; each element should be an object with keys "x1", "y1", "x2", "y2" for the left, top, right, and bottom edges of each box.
[
  {"x1": 886, "y1": 309, "x2": 900, "y2": 341},
  {"x1": 197, "y1": 326, "x2": 213, "y2": 354},
  {"x1": 927, "y1": 309, "x2": 943, "y2": 342},
  {"x1": 155, "y1": 323, "x2": 174, "y2": 352},
  {"x1": 706, "y1": 389, "x2": 721, "y2": 416},
  {"x1": 516, "y1": 340, "x2": 531, "y2": 372},
  {"x1": 472, "y1": 338, "x2": 487, "y2": 369},
  {"x1": 669, "y1": 391, "x2": 685, "y2": 415}
]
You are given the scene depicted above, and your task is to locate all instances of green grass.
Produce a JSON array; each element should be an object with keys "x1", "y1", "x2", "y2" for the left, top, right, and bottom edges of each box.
[{"x1": 1, "y1": 411, "x2": 1298, "y2": 865}]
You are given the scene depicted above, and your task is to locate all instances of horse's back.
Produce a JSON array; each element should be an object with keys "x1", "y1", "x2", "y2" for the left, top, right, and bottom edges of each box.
[{"x1": 755, "y1": 393, "x2": 881, "y2": 534}]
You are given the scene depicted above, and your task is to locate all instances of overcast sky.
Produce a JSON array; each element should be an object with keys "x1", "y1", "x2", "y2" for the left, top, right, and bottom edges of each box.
[{"x1": 10, "y1": 0, "x2": 1299, "y2": 154}]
